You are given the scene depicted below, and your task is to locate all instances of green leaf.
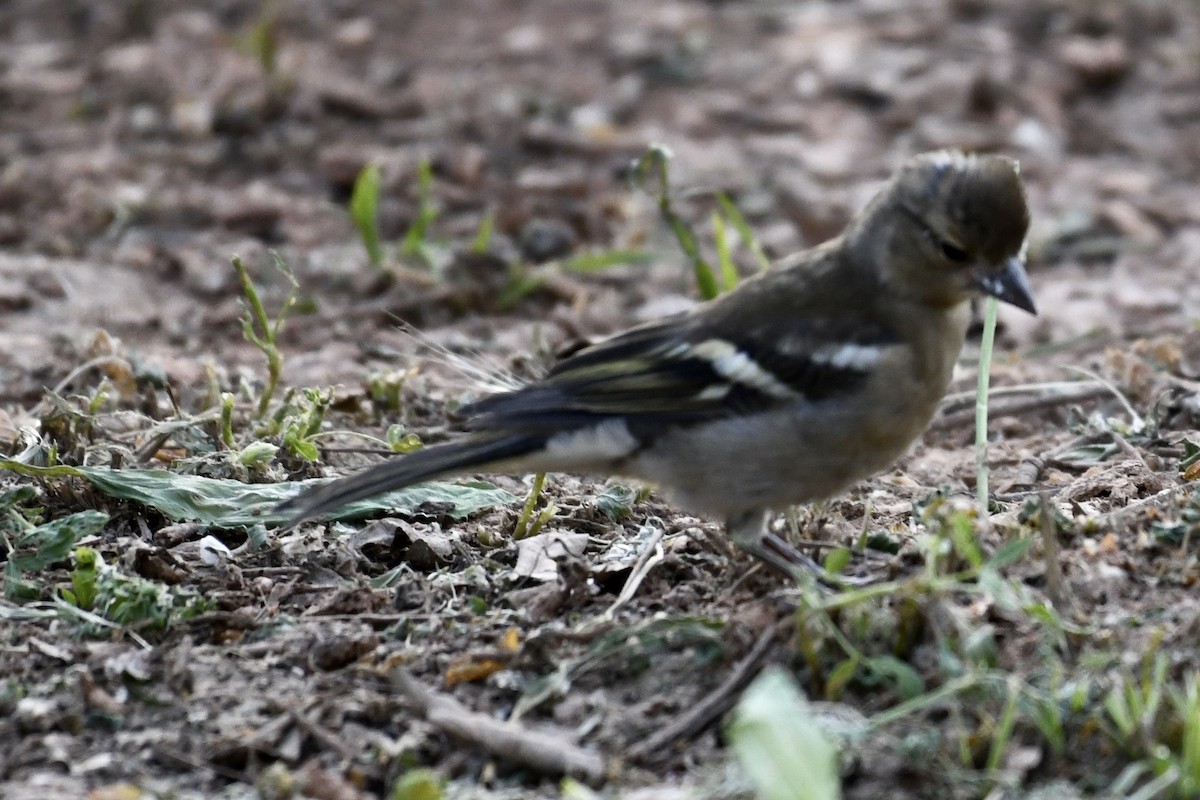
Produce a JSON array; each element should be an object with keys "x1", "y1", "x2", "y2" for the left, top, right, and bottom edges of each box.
[
  {"x1": 283, "y1": 434, "x2": 320, "y2": 462},
  {"x1": 1181, "y1": 437, "x2": 1200, "y2": 468},
  {"x1": 670, "y1": 215, "x2": 719, "y2": 300},
  {"x1": 985, "y1": 535, "x2": 1033, "y2": 569},
  {"x1": 728, "y1": 667, "x2": 841, "y2": 800},
  {"x1": 0, "y1": 485, "x2": 40, "y2": 511},
  {"x1": 591, "y1": 484, "x2": 639, "y2": 522},
  {"x1": 630, "y1": 145, "x2": 720, "y2": 300},
  {"x1": 1105, "y1": 686, "x2": 1136, "y2": 738},
  {"x1": 92, "y1": 564, "x2": 211, "y2": 629},
  {"x1": 713, "y1": 211, "x2": 739, "y2": 292},
  {"x1": 385, "y1": 425, "x2": 424, "y2": 454},
  {"x1": 8, "y1": 510, "x2": 109, "y2": 574},
  {"x1": 0, "y1": 461, "x2": 516, "y2": 528},
  {"x1": 390, "y1": 768, "x2": 443, "y2": 800},
  {"x1": 237, "y1": 441, "x2": 279, "y2": 467},
  {"x1": 864, "y1": 655, "x2": 925, "y2": 699},
  {"x1": 68, "y1": 546, "x2": 100, "y2": 610},
  {"x1": 4, "y1": 564, "x2": 43, "y2": 602},
  {"x1": 946, "y1": 508, "x2": 984, "y2": 569},
  {"x1": 823, "y1": 547, "x2": 852, "y2": 575},
  {"x1": 350, "y1": 162, "x2": 384, "y2": 267},
  {"x1": 562, "y1": 249, "x2": 653, "y2": 272},
  {"x1": 825, "y1": 657, "x2": 859, "y2": 701},
  {"x1": 560, "y1": 778, "x2": 602, "y2": 800},
  {"x1": 716, "y1": 192, "x2": 771, "y2": 272},
  {"x1": 498, "y1": 269, "x2": 547, "y2": 309},
  {"x1": 401, "y1": 159, "x2": 438, "y2": 259}
]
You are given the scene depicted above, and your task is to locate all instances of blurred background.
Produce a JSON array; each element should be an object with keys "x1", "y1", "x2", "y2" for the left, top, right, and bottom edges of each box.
[{"x1": 2, "y1": 0, "x2": 1197, "y2": 396}]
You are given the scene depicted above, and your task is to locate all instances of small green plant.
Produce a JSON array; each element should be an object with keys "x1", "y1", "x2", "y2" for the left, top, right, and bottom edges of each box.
[
  {"x1": 89, "y1": 559, "x2": 212, "y2": 630},
  {"x1": 349, "y1": 158, "x2": 454, "y2": 274},
  {"x1": 716, "y1": 192, "x2": 771, "y2": 272},
  {"x1": 512, "y1": 472, "x2": 555, "y2": 540},
  {"x1": 368, "y1": 367, "x2": 412, "y2": 415},
  {"x1": 1172, "y1": 676, "x2": 1200, "y2": 797},
  {"x1": 631, "y1": 144, "x2": 720, "y2": 299},
  {"x1": 233, "y1": 253, "x2": 298, "y2": 418},
  {"x1": 260, "y1": 386, "x2": 333, "y2": 462},
  {"x1": 4, "y1": 505, "x2": 109, "y2": 601},
  {"x1": 61, "y1": 545, "x2": 100, "y2": 610},
  {"x1": 1101, "y1": 652, "x2": 1200, "y2": 799},
  {"x1": 498, "y1": 247, "x2": 653, "y2": 309},
  {"x1": 235, "y1": 1, "x2": 280, "y2": 77},
  {"x1": 403, "y1": 158, "x2": 441, "y2": 262},
  {"x1": 350, "y1": 162, "x2": 384, "y2": 267},
  {"x1": 384, "y1": 424, "x2": 423, "y2": 454},
  {"x1": 1103, "y1": 650, "x2": 1170, "y2": 756},
  {"x1": 630, "y1": 144, "x2": 769, "y2": 299}
]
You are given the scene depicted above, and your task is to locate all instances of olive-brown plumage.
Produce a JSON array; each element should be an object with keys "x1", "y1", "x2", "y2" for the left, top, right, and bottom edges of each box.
[{"x1": 278, "y1": 150, "x2": 1035, "y2": 578}]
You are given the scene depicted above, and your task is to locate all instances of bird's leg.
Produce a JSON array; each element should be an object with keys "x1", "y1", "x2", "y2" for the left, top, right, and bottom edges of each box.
[{"x1": 725, "y1": 511, "x2": 826, "y2": 579}]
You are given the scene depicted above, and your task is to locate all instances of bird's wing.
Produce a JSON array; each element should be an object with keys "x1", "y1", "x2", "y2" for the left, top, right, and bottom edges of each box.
[{"x1": 461, "y1": 308, "x2": 899, "y2": 437}]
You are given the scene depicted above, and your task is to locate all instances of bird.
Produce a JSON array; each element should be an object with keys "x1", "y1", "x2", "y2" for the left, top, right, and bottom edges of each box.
[{"x1": 277, "y1": 150, "x2": 1035, "y2": 579}]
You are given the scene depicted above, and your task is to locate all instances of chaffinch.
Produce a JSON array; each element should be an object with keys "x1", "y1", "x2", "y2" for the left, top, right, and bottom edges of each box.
[{"x1": 278, "y1": 150, "x2": 1035, "y2": 578}]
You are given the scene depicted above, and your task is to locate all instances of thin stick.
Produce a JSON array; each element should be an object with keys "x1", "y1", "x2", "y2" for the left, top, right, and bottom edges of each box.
[
  {"x1": 601, "y1": 523, "x2": 666, "y2": 621},
  {"x1": 285, "y1": 705, "x2": 363, "y2": 765},
  {"x1": 941, "y1": 379, "x2": 1105, "y2": 408},
  {"x1": 929, "y1": 383, "x2": 1110, "y2": 431},
  {"x1": 628, "y1": 617, "x2": 784, "y2": 763},
  {"x1": 1039, "y1": 490, "x2": 1067, "y2": 611},
  {"x1": 390, "y1": 667, "x2": 607, "y2": 784}
]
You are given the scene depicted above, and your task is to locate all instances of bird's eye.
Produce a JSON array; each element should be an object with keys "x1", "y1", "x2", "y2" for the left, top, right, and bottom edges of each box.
[{"x1": 940, "y1": 241, "x2": 969, "y2": 262}]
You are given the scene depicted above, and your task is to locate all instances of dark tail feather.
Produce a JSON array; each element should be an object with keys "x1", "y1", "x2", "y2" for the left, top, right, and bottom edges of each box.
[{"x1": 276, "y1": 434, "x2": 541, "y2": 526}]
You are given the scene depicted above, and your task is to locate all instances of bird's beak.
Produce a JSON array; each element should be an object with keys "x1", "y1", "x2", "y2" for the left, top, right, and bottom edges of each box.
[{"x1": 975, "y1": 256, "x2": 1037, "y2": 315}]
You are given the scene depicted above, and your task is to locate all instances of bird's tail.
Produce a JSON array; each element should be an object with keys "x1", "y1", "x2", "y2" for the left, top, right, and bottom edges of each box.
[{"x1": 276, "y1": 434, "x2": 542, "y2": 526}]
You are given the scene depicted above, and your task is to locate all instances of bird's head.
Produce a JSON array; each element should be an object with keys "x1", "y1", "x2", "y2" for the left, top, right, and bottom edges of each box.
[{"x1": 869, "y1": 150, "x2": 1036, "y2": 314}]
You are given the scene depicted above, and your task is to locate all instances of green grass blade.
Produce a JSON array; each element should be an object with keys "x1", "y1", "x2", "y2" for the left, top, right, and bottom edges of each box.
[
  {"x1": 713, "y1": 211, "x2": 739, "y2": 292},
  {"x1": 350, "y1": 162, "x2": 384, "y2": 267},
  {"x1": 717, "y1": 193, "x2": 770, "y2": 272}
]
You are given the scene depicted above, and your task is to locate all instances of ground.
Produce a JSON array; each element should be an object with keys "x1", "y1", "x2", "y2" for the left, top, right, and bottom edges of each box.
[{"x1": 2, "y1": 1, "x2": 1200, "y2": 798}]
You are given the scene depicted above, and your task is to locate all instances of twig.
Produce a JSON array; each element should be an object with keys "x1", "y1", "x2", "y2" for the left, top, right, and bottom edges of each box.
[
  {"x1": 1039, "y1": 490, "x2": 1067, "y2": 612},
  {"x1": 940, "y1": 379, "x2": 1106, "y2": 409},
  {"x1": 601, "y1": 523, "x2": 665, "y2": 621},
  {"x1": 1014, "y1": 455, "x2": 1045, "y2": 486},
  {"x1": 628, "y1": 616, "x2": 785, "y2": 764},
  {"x1": 1092, "y1": 485, "x2": 1181, "y2": 529},
  {"x1": 1109, "y1": 431, "x2": 1150, "y2": 470},
  {"x1": 390, "y1": 667, "x2": 608, "y2": 784},
  {"x1": 930, "y1": 383, "x2": 1110, "y2": 431},
  {"x1": 285, "y1": 705, "x2": 366, "y2": 768},
  {"x1": 51, "y1": 355, "x2": 134, "y2": 395},
  {"x1": 154, "y1": 745, "x2": 245, "y2": 782},
  {"x1": 1063, "y1": 365, "x2": 1143, "y2": 430}
]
